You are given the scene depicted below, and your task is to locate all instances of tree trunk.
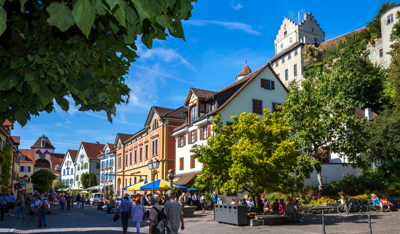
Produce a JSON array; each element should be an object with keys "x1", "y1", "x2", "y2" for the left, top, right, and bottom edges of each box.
[{"x1": 317, "y1": 170, "x2": 323, "y2": 191}]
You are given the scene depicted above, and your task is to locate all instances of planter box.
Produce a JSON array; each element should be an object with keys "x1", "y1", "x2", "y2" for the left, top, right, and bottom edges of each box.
[
  {"x1": 182, "y1": 206, "x2": 197, "y2": 217},
  {"x1": 214, "y1": 204, "x2": 247, "y2": 226}
]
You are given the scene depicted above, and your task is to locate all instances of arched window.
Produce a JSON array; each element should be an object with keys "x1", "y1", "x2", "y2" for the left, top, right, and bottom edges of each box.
[
  {"x1": 129, "y1": 178, "x2": 132, "y2": 186},
  {"x1": 118, "y1": 179, "x2": 121, "y2": 191}
]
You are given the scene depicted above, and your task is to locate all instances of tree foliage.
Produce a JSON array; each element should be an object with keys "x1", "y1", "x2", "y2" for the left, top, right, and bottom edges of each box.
[
  {"x1": 55, "y1": 181, "x2": 70, "y2": 190},
  {"x1": 0, "y1": 144, "x2": 11, "y2": 187},
  {"x1": 388, "y1": 12, "x2": 400, "y2": 106},
  {"x1": 88, "y1": 172, "x2": 98, "y2": 187},
  {"x1": 302, "y1": 45, "x2": 324, "y2": 67},
  {"x1": 31, "y1": 169, "x2": 57, "y2": 193},
  {"x1": 283, "y1": 66, "x2": 368, "y2": 191},
  {"x1": 362, "y1": 108, "x2": 400, "y2": 163},
  {"x1": 367, "y1": 2, "x2": 396, "y2": 39},
  {"x1": 191, "y1": 110, "x2": 300, "y2": 198},
  {"x1": 81, "y1": 172, "x2": 89, "y2": 188},
  {"x1": 0, "y1": 0, "x2": 197, "y2": 126}
]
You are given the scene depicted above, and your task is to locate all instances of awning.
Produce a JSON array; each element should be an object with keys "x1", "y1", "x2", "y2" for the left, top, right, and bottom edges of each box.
[
  {"x1": 84, "y1": 185, "x2": 103, "y2": 191},
  {"x1": 140, "y1": 179, "x2": 186, "y2": 191},
  {"x1": 175, "y1": 171, "x2": 201, "y2": 186},
  {"x1": 126, "y1": 181, "x2": 148, "y2": 191}
]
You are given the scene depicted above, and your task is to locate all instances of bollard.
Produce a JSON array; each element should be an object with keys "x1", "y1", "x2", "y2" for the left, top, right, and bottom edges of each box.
[
  {"x1": 368, "y1": 213, "x2": 372, "y2": 234},
  {"x1": 322, "y1": 210, "x2": 326, "y2": 234}
]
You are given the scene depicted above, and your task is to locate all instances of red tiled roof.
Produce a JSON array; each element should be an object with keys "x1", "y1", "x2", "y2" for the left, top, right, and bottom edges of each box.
[
  {"x1": 237, "y1": 64, "x2": 252, "y2": 77},
  {"x1": 31, "y1": 135, "x2": 55, "y2": 149},
  {"x1": 19, "y1": 149, "x2": 35, "y2": 163},
  {"x1": 50, "y1": 153, "x2": 64, "y2": 173},
  {"x1": 2, "y1": 120, "x2": 13, "y2": 129},
  {"x1": 11, "y1": 136, "x2": 20, "y2": 144},
  {"x1": 319, "y1": 27, "x2": 367, "y2": 50},
  {"x1": 114, "y1": 133, "x2": 134, "y2": 146},
  {"x1": 164, "y1": 106, "x2": 187, "y2": 119},
  {"x1": 355, "y1": 106, "x2": 377, "y2": 120},
  {"x1": 67, "y1": 149, "x2": 78, "y2": 162},
  {"x1": 82, "y1": 142, "x2": 109, "y2": 160},
  {"x1": 191, "y1": 88, "x2": 217, "y2": 99},
  {"x1": 153, "y1": 106, "x2": 175, "y2": 117}
]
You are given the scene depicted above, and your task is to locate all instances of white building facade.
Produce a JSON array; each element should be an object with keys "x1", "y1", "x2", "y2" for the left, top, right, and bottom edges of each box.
[
  {"x1": 60, "y1": 149, "x2": 77, "y2": 188},
  {"x1": 98, "y1": 144, "x2": 116, "y2": 193},
  {"x1": 172, "y1": 64, "x2": 289, "y2": 202},
  {"x1": 271, "y1": 13, "x2": 325, "y2": 86},
  {"x1": 379, "y1": 4, "x2": 400, "y2": 68}
]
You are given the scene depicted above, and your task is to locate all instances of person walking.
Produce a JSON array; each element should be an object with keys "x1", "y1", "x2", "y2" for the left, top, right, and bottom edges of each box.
[
  {"x1": 8, "y1": 193, "x2": 16, "y2": 216},
  {"x1": 17, "y1": 195, "x2": 25, "y2": 219},
  {"x1": 59, "y1": 195, "x2": 65, "y2": 210},
  {"x1": 71, "y1": 193, "x2": 76, "y2": 208},
  {"x1": 66, "y1": 194, "x2": 71, "y2": 210},
  {"x1": 38, "y1": 195, "x2": 49, "y2": 228},
  {"x1": 200, "y1": 193, "x2": 205, "y2": 213},
  {"x1": 81, "y1": 195, "x2": 85, "y2": 209},
  {"x1": 116, "y1": 195, "x2": 132, "y2": 234},
  {"x1": 0, "y1": 192, "x2": 8, "y2": 221},
  {"x1": 76, "y1": 193, "x2": 81, "y2": 208},
  {"x1": 212, "y1": 191, "x2": 218, "y2": 205},
  {"x1": 164, "y1": 191, "x2": 185, "y2": 234},
  {"x1": 130, "y1": 198, "x2": 146, "y2": 234},
  {"x1": 178, "y1": 192, "x2": 186, "y2": 209},
  {"x1": 149, "y1": 194, "x2": 163, "y2": 234}
]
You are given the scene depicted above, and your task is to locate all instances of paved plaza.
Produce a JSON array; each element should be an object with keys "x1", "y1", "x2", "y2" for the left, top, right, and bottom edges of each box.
[{"x1": 2, "y1": 204, "x2": 400, "y2": 233}]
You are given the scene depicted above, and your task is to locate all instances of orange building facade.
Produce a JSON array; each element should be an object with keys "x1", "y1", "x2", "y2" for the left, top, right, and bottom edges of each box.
[{"x1": 114, "y1": 106, "x2": 187, "y2": 196}]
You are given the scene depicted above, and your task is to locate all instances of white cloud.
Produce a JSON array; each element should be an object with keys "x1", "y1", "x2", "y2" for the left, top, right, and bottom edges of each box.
[
  {"x1": 230, "y1": 2, "x2": 243, "y2": 10},
  {"x1": 55, "y1": 123, "x2": 62, "y2": 126},
  {"x1": 185, "y1": 20, "x2": 261, "y2": 36},
  {"x1": 136, "y1": 45, "x2": 198, "y2": 72}
]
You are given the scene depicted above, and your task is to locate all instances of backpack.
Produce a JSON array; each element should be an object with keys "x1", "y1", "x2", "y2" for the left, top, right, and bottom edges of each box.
[
  {"x1": 151, "y1": 207, "x2": 167, "y2": 234},
  {"x1": 40, "y1": 201, "x2": 47, "y2": 209}
]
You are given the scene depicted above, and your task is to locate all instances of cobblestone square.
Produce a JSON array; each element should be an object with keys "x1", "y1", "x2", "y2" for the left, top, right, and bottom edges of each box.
[{"x1": 2, "y1": 204, "x2": 400, "y2": 234}]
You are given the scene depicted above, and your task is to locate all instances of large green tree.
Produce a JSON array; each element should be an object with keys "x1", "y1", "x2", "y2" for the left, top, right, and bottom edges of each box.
[
  {"x1": 191, "y1": 110, "x2": 300, "y2": 202},
  {"x1": 31, "y1": 169, "x2": 57, "y2": 193},
  {"x1": 283, "y1": 68, "x2": 368, "y2": 191},
  {"x1": 54, "y1": 180, "x2": 70, "y2": 190},
  {"x1": 88, "y1": 172, "x2": 98, "y2": 187},
  {"x1": 0, "y1": 0, "x2": 197, "y2": 126},
  {"x1": 363, "y1": 108, "x2": 400, "y2": 163},
  {"x1": 81, "y1": 172, "x2": 89, "y2": 188}
]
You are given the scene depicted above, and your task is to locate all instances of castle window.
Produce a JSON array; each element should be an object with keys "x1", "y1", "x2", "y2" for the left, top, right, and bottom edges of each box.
[
  {"x1": 282, "y1": 57, "x2": 285, "y2": 63},
  {"x1": 275, "y1": 61, "x2": 278, "y2": 67},
  {"x1": 284, "y1": 30, "x2": 287, "y2": 37},
  {"x1": 288, "y1": 53, "x2": 291, "y2": 60},
  {"x1": 280, "y1": 43, "x2": 283, "y2": 48},
  {"x1": 285, "y1": 69, "x2": 288, "y2": 81},
  {"x1": 379, "y1": 49, "x2": 383, "y2": 57},
  {"x1": 388, "y1": 14, "x2": 394, "y2": 24},
  {"x1": 289, "y1": 37, "x2": 292, "y2": 43},
  {"x1": 295, "y1": 50, "x2": 298, "y2": 56},
  {"x1": 294, "y1": 64, "x2": 298, "y2": 77}
]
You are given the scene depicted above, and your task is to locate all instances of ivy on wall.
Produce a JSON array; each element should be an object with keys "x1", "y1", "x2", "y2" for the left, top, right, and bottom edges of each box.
[{"x1": 0, "y1": 144, "x2": 11, "y2": 187}]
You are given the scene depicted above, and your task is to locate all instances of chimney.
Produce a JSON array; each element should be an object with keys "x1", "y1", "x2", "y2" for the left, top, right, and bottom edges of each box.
[
  {"x1": 365, "y1": 107, "x2": 372, "y2": 121},
  {"x1": 96, "y1": 141, "x2": 100, "y2": 144}
]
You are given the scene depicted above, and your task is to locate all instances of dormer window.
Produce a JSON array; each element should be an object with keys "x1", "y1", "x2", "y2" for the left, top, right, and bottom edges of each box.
[{"x1": 190, "y1": 105, "x2": 197, "y2": 124}]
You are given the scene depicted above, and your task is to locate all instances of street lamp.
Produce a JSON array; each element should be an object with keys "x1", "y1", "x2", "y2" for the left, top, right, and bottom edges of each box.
[{"x1": 147, "y1": 159, "x2": 160, "y2": 195}]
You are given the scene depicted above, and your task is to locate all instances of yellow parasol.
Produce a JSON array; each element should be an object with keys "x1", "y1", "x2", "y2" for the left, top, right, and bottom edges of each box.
[{"x1": 126, "y1": 181, "x2": 148, "y2": 191}]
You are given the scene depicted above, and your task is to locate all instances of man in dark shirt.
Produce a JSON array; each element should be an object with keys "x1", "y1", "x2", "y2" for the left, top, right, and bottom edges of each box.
[
  {"x1": 66, "y1": 194, "x2": 71, "y2": 210},
  {"x1": 76, "y1": 194, "x2": 81, "y2": 209}
]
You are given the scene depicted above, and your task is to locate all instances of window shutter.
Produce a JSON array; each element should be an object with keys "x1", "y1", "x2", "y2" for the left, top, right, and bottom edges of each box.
[
  {"x1": 199, "y1": 128, "x2": 203, "y2": 140},
  {"x1": 190, "y1": 156, "x2": 195, "y2": 168},
  {"x1": 195, "y1": 129, "x2": 198, "y2": 142},
  {"x1": 271, "y1": 81, "x2": 275, "y2": 90},
  {"x1": 180, "y1": 158, "x2": 184, "y2": 170},
  {"x1": 28, "y1": 166, "x2": 31, "y2": 172},
  {"x1": 208, "y1": 124, "x2": 211, "y2": 137},
  {"x1": 183, "y1": 134, "x2": 186, "y2": 146},
  {"x1": 266, "y1": 80, "x2": 271, "y2": 89}
]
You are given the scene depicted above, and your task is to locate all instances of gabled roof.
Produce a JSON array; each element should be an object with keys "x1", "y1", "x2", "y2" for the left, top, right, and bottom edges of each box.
[
  {"x1": 50, "y1": 153, "x2": 64, "y2": 173},
  {"x1": 145, "y1": 106, "x2": 187, "y2": 127},
  {"x1": 269, "y1": 42, "x2": 303, "y2": 62},
  {"x1": 114, "y1": 133, "x2": 134, "y2": 146},
  {"x1": 237, "y1": 64, "x2": 252, "y2": 77},
  {"x1": 81, "y1": 142, "x2": 109, "y2": 160},
  {"x1": 319, "y1": 27, "x2": 367, "y2": 50},
  {"x1": 67, "y1": 149, "x2": 78, "y2": 162},
  {"x1": 184, "y1": 88, "x2": 217, "y2": 106},
  {"x1": 163, "y1": 106, "x2": 187, "y2": 119},
  {"x1": 19, "y1": 149, "x2": 35, "y2": 163},
  {"x1": 11, "y1": 136, "x2": 20, "y2": 144},
  {"x1": 31, "y1": 135, "x2": 55, "y2": 149},
  {"x1": 153, "y1": 106, "x2": 175, "y2": 116},
  {"x1": 2, "y1": 120, "x2": 13, "y2": 129}
]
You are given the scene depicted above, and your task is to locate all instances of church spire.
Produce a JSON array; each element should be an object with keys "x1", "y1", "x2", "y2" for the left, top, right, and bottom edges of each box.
[{"x1": 236, "y1": 64, "x2": 252, "y2": 81}]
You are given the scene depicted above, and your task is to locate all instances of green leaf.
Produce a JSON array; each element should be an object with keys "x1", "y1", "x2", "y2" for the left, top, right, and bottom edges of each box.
[
  {"x1": 123, "y1": 23, "x2": 137, "y2": 44},
  {"x1": 72, "y1": 0, "x2": 95, "y2": 38},
  {"x1": 155, "y1": 15, "x2": 168, "y2": 28},
  {"x1": 0, "y1": 75, "x2": 19, "y2": 91},
  {"x1": 141, "y1": 31, "x2": 153, "y2": 49},
  {"x1": 56, "y1": 97, "x2": 69, "y2": 111},
  {"x1": 0, "y1": 6, "x2": 6, "y2": 37},
  {"x1": 92, "y1": 0, "x2": 107, "y2": 15},
  {"x1": 109, "y1": 19, "x2": 120, "y2": 34},
  {"x1": 15, "y1": 108, "x2": 27, "y2": 126},
  {"x1": 20, "y1": 0, "x2": 28, "y2": 12},
  {"x1": 111, "y1": 0, "x2": 126, "y2": 27},
  {"x1": 125, "y1": 4, "x2": 138, "y2": 25},
  {"x1": 104, "y1": 0, "x2": 119, "y2": 10},
  {"x1": 131, "y1": 0, "x2": 150, "y2": 25},
  {"x1": 10, "y1": 58, "x2": 25, "y2": 69},
  {"x1": 47, "y1": 2, "x2": 75, "y2": 32}
]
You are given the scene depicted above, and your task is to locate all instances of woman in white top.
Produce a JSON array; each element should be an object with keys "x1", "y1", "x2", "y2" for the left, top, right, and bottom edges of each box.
[
  {"x1": 200, "y1": 193, "x2": 205, "y2": 213},
  {"x1": 130, "y1": 198, "x2": 146, "y2": 234}
]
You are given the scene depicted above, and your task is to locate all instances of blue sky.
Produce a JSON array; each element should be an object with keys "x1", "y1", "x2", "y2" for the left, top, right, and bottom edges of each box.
[{"x1": 13, "y1": 0, "x2": 390, "y2": 153}]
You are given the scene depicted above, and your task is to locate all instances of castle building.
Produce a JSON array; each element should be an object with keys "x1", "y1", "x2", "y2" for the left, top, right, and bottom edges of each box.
[{"x1": 270, "y1": 13, "x2": 325, "y2": 86}]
